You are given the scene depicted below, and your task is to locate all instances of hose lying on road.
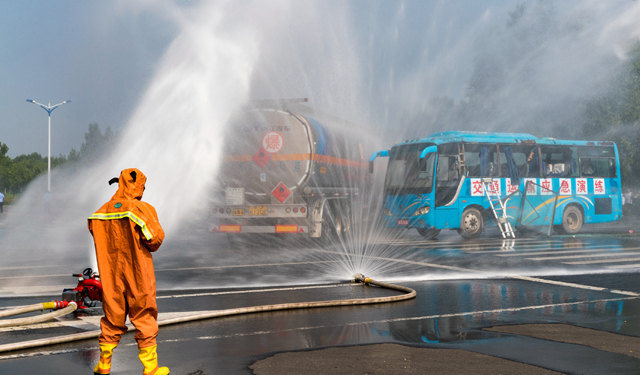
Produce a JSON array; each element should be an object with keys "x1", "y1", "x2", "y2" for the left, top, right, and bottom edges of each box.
[
  {"x1": 0, "y1": 304, "x2": 44, "y2": 319},
  {"x1": 0, "y1": 275, "x2": 414, "y2": 354},
  {"x1": 0, "y1": 302, "x2": 78, "y2": 328}
]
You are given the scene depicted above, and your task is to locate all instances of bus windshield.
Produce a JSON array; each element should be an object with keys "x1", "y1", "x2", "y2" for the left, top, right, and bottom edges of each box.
[{"x1": 384, "y1": 143, "x2": 435, "y2": 194}]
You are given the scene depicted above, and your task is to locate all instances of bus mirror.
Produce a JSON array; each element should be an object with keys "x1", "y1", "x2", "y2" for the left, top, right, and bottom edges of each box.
[
  {"x1": 369, "y1": 150, "x2": 389, "y2": 173},
  {"x1": 420, "y1": 146, "x2": 437, "y2": 159}
]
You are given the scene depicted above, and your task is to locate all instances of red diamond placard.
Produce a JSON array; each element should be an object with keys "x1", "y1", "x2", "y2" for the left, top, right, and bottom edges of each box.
[
  {"x1": 272, "y1": 181, "x2": 291, "y2": 203},
  {"x1": 253, "y1": 148, "x2": 271, "y2": 168}
]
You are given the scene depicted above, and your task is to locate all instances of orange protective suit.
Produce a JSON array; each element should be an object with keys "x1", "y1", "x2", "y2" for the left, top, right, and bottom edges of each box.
[{"x1": 88, "y1": 168, "x2": 165, "y2": 349}]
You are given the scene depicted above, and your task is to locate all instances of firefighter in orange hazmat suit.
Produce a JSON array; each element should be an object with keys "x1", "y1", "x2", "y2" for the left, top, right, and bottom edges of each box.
[{"x1": 88, "y1": 168, "x2": 169, "y2": 375}]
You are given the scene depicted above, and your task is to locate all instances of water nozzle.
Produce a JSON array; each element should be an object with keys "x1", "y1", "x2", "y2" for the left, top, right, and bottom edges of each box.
[{"x1": 352, "y1": 273, "x2": 366, "y2": 283}]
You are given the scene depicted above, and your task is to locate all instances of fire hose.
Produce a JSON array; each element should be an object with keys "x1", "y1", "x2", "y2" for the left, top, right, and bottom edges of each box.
[
  {"x1": 0, "y1": 301, "x2": 77, "y2": 328},
  {"x1": 0, "y1": 274, "x2": 414, "y2": 354}
]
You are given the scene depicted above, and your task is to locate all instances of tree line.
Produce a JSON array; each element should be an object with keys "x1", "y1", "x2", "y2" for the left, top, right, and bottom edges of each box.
[
  {"x1": 0, "y1": 123, "x2": 115, "y2": 196},
  {"x1": 401, "y1": 0, "x2": 640, "y2": 187}
]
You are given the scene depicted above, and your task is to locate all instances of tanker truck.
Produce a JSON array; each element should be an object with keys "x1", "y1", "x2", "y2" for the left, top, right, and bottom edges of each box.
[{"x1": 210, "y1": 101, "x2": 376, "y2": 243}]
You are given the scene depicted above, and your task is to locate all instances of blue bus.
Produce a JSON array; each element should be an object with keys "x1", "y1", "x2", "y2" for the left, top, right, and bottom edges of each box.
[{"x1": 370, "y1": 131, "x2": 623, "y2": 239}]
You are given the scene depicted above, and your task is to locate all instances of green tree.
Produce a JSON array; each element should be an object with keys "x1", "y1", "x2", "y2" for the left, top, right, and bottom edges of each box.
[
  {"x1": 80, "y1": 123, "x2": 115, "y2": 165},
  {"x1": 580, "y1": 44, "x2": 640, "y2": 186}
]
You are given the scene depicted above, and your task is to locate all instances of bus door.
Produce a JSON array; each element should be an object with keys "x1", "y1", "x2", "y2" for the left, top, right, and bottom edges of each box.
[{"x1": 434, "y1": 144, "x2": 463, "y2": 229}]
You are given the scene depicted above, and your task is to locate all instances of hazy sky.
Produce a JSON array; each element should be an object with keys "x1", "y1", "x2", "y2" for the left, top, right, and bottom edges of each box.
[
  {"x1": 0, "y1": 0, "x2": 636, "y2": 158},
  {"x1": 0, "y1": 0, "x2": 516, "y2": 158},
  {"x1": 0, "y1": 1, "x2": 176, "y2": 158}
]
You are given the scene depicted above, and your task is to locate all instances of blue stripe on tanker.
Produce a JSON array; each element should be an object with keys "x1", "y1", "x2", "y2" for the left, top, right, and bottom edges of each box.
[{"x1": 306, "y1": 117, "x2": 328, "y2": 155}]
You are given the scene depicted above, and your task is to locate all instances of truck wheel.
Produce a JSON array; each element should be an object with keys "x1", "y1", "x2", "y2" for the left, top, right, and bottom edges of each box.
[
  {"x1": 341, "y1": 204, "x2": 352, "y2": 237},
  {"x1": 417, "y1": 228, "x2": 440, "y2": 240},
  {"x1": 561, "y1": 206, "x2": 583, "y2": 234},
  {"x1": 319, "y1": 204, "x2": 339, "y2": 243},
  {"x1": 320, "y1": 202, "x2": 351, "y2": 243},
  {"x1": 226, "y1": 234, "x2": 245, "y2": 249},
  {"x1": 457, "y1": 208, "x2": 484, "y2": 239}
]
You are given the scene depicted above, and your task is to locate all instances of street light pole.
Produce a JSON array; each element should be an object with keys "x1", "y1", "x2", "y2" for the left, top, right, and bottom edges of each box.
[{"x1": 26, "y1": 99, "x2": 71, "y2": 193}]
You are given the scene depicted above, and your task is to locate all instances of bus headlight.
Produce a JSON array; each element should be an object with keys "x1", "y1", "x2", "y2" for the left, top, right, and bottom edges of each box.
[
  {"x1": 383, "y1": 208, "x2": 392, "y2": 216},
  {"x1": 413, "y1": 206, "x2": 430, "y2": 216}
]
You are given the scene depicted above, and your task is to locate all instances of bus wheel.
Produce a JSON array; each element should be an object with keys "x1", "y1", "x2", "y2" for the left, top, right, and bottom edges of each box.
[
  {"x1": 458, "y1": 208, "x2": 484, "y2": 239},
  {"x1": 417, "y1": 228, "x2": 440, "y2": 239},
  {"x1": 561, "y1": 206, "x2": 583, "y2": 234}
]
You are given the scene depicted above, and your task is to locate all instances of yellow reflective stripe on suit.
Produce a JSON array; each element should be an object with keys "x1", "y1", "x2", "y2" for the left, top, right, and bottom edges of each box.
[{"x1": 88, "y1": 211, "x2": 153, "y2": 240}]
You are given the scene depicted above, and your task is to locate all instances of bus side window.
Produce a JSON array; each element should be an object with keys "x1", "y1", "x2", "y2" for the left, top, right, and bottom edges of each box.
[
  {"x1": 541, "y1": 146, "x2": 572, "y2": 177},
  {"x1": 579, "y1": 146, "x2": 616, "y2": 178},
  {"x1": 499, "y1": 149, "x2": 508, "y2": 177},
  {"x1": 464, "y1": 145, "x2": 481, "y2": 177},
  {"x1": 464, "y1": 144, "x2": 498, "y2": 177},
  {"x1": 569, "y1": 146, "x2": 579, "y2": 177}
]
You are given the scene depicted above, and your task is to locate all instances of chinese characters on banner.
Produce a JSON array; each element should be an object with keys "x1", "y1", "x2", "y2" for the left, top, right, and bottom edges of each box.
[
  {"x1": 540, "y1": 178, "x2": 553, "y2": 195},
  {"x1": 471, "y1": 179, "x2": 503, "y2": 196},
  {"x1": 469, "y1": 177, "x2": 607, "y2": 198},
  {"x1": 524, "y1": 179, "x2": 537, "y2": 194},
  {"x1": 593, "y1": 178, "x2": 605, "y2": 194},
  {"x1": 505, "y1": 179, "x2": 518, "y2": 195},
  {"x1": 559, "y1": 179, "x2": 572, "y2": 195},
  {"x1": 488, "y1": 180, "x2": 501, "y2": 196},
  {"x1": 576, "y1": 178, "x2": 588, "y2": 195},
  {"x1": 471, "y1": 179, "x2": 484, "y2": 196}
]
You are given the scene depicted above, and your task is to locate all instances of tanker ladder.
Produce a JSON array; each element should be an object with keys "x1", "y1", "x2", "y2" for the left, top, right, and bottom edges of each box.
[{"x1": 482, "y1": 178, "x2": 515, "y2": 239}]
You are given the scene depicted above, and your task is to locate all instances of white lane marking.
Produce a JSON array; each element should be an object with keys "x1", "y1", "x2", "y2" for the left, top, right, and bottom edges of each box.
[
  {"x1": 157, "y1": 283, "x2": 351, "y2": 300},
  {"x1": 99, "y1": 297, "x2": 640, "y2": 345},
  {"x1": 496, "y1": 249, "x2": 632, "y2": 257},
  {"x1": 607, "y1": 263, "x2": 640, "y2": 269},
  {"x1": 0, "y1": 261, "x2": 340, "y2": 282},
  {"x1": 0, "y1": 274, "x2": 68, "y2": 280},
  {"x1": 0, "y1": 316, "x2": 103, "y2": 333},
  {"x1": 0, "y1": 265, "x2": 64, "y2": 271},
  {"x1": 0, "y1": 347, "x2": 97, "y2": 361},
  {"x1": 156, "y1": 261, "x2": 339, "y2": 272},
  {"x1": 0, "y1": 285, "x2": 70, "y2": 298},
  {"x1": 528, "y1": 252, "x2": 640, "y2": 261},
  {"x1": 4, "y1": 295, "x2": 635, "y2": 361},
  {"x1": 563, "y1": 257, "x2": 640, "y2": 265},
  {"x1": 485, "y1": 246, "x2": 630, "y2": 256},
  {"x1": 512, "y1": 276, "x2": 640, "y2": 296},
  {"x1": 313, "y1": 248, "x2": 640, "y2": 296}
]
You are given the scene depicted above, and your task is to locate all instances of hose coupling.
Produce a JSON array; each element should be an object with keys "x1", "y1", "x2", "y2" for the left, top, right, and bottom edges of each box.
[
  {"x1": 42, "y1": 300, "x2": 72, "y2": 311},
  {"x1": 352, "y1": 273, "x2": 370, "y2": 284}
]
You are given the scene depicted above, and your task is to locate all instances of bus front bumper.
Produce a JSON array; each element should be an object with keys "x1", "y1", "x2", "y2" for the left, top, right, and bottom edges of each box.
[{"x1": 383, "y1": 216, "x2": 434, "y2": 229}]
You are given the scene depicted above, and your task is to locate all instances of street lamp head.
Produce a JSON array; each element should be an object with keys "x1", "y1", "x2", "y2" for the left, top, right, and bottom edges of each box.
[
  {"x1": 26, "y1": 99, "x2": 34, "y2": 103},
  {"x1": 64, "y1": 100, "x2": 71, "y2": 104}
]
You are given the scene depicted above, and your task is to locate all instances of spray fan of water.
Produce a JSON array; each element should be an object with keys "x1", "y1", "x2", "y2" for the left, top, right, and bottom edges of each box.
[{"x1": 2, "y1": 1, "x2": 640, "y2": 291}]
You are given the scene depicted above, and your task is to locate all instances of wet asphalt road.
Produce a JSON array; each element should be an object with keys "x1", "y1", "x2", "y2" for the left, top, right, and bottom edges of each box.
[{"x1": 0, "y1": 215, "x2": 639, "y2": 374}]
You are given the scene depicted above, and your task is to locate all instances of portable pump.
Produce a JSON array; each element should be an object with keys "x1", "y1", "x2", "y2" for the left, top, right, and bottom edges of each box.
[{"x1": 61, "y1": 267, "x2": 103, "y2": 309}]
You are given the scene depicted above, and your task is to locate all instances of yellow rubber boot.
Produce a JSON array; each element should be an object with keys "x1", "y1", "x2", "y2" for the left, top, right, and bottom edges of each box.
[
  {"x1": 93, "y1": 343, "x2": 117, "y2": 375},
  {"x1": 138, "y1": 345, "x2": 170, "y2": 375}
]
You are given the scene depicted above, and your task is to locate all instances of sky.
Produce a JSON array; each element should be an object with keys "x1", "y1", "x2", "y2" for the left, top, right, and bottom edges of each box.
[{"x1": 0, "y1": 0, "x2": 638, "y2": 158}]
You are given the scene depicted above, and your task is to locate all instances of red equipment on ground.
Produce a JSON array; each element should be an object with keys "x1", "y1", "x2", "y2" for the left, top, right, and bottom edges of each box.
[{"x1": 61, "y1": 267, "x2": 103, "y2": 309}]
